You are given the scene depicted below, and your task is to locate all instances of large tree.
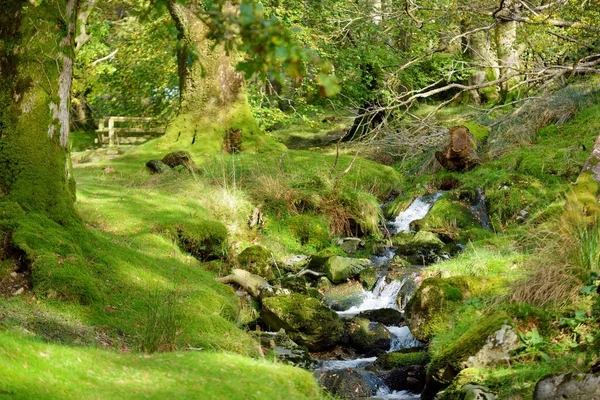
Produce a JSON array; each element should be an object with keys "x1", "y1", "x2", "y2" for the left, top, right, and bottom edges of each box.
[
  {"x1": 162, "y1": 1, "x2": 260, "y2": 153},
  {"x1": 0, "y1": 0, "x2": 78, "y2": 223}
]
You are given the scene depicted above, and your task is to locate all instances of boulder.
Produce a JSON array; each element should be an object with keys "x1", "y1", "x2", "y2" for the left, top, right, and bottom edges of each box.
[
  {"x1": 381, "y1": 365, "x2": 427, "y2": 394},
  {"x1": 146, "y1": 159, "x2": 171, "y2": 174},
  {"x1": 315, "y1": 369, "x2": 376, "y2": 398},
  {"x1": 323, "y1": 281, "x2": 365, "y2": 311},
  {"x1": 346, "y1": 318, "x2": 391, "y2": 354},
  {"x1": 357, "y1": 308, "x2": 404, "y2": 326},
  {"x1": 324, "y1": 256, "x2": 372, "y2": 283},
  {"x1": 392, "y1": 231, "x2": 446, "y2": 265},
  {"x1": 422, "y1": 312, "x2": 516, "y2": 400},
  {"x1": 435, "y1": 125, "x2": 481, "y2": 172},
  {"x1": 359, "y1": 267, "x2": 378, "y2": 290},
  {"x1": 338, "y1": 237, "x2": 363, "y2": 254},
  {"x1": 236, "y1": 245, "x2": 274, "y2": 280},
  {"x1": 161, "y1": 151, "x2": 198, "y2": 172},
  {"x1": 533, "y1": 373, "x2": 600, "y2": 400},
  {"x1": 261, "y1": 293, "x2": 343, "y2": 351},
  {"x1": 404, "y1": 276, "x2": 475, "y2": 342},
  {"x1": 412, "y1": 192, "x2": 485, "y2": 242},
  {"x1": 280, "y1": 275, "x2": 309, "y2": 294}
]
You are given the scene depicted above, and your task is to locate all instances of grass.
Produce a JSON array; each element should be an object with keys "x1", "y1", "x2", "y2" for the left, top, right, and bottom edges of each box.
[{"x1": 0, "y1": 331, "x2": 325, "y2": 399}]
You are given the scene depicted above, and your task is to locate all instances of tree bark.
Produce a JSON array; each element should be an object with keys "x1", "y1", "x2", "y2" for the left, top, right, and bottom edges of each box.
[
  {"x1": 0, "y1": 0, "x2": 78, "y2": 223},
  {"x1": 462, "y1": 24, "x2": 499, "y2": 104},
  {"x1": 164, "y1": 1, "x2": 260, "y2": 153},
  {"x1": 494, "y1": 0, "x2": 521, "y2": 101}
]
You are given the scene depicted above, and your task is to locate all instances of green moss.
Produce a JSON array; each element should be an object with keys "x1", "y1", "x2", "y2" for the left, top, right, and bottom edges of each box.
[
  {"x1": 405, "y1": 276, "x2": 478, "y2": 341},
  {"x1": 174, "y1": 220, "x2": 228, "y2": 261},
  {"x1": 236, "y1": 245, "x2": 274, "y2": 280},
  {"x1": 346, "y1": 318, "x2": 391, "y2": 353},
  {"x1": 261, "y1": 293, "x2": 343, "y2": 351},
  {"x1": 426, "y1": 311, "x2": 512, "y2": 387},
  {"x1": 461, "y1": 122, "x2": 490, "y2": 143},
  {"x1": 376, "y1": 351, "x2": 430, "y2": 369},
  {"x1": 414, "y1": 192, "x2": 481, "y2": 241},
  {"x1": 287, "y1": 215, "x2": 330, "y2": 251},
  {"x1": 359, "y1": 267, "x2": 378, "y2": 290},
  {"x1": 382, "y1": 196, "x2": 412, "y2": 220},
  {"x1": 563, "y1": 172, "x2": 600, "y2": 227}
]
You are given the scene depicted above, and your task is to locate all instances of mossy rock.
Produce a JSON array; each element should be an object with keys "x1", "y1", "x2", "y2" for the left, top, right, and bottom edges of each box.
[
  {"x1": 261, "y1": 293, "x2": 343, "y2": 351},
  {"x1": 323, "y1": 256, "x2": 372, "y2": 283},
  {"x1": 323, "y1": 281, "x2": 365, "y2": 311},
  {"x1": 423, "y1": 312, "x2": 513, "y2": 399},
  {"x1": 359, "y1": 267, "x2": 378, "y2": 290},
  {"x1": 317, "y1": 276, "x2": 333, "y2": 291},
  {"x1": 315, "y1": 369, "x2": 376, "y2": 398},
  {"x1": 236, "y1": 245, "x2": 273, "y2": 280},
  {"x1": 376, "y1": 351, "x2": 430, "y2": 370},
  {"x1": 280, "y1": 275, "x2": 309, "y2": 294},
  {"x1": 346, "y1": 318, "x2": 391, "y2": 354},
  {"x1": 392, "y1": 231, "x2": 446, "y2": 265},
  {"x1": 286, "y1": 215, "x2": 330, "y2": 250},
  {"x1": 357, "y1": 308, "x2": 404, "y2": 327},
  {"x1": 161, "y1": 151, "x2": 198, "y2": 172},
  {"x1": 146, "y1": 159, "x2": 171, "y2": 174},
  {"x1": 412, "y1": 192, "x2": 481, "y2": 241},
  {"x1": 405, "y1": 276, "x2": 477, "y2": 342},
  {"x1": 174, "y1": 220, "x2": 228, "y2": 261}
]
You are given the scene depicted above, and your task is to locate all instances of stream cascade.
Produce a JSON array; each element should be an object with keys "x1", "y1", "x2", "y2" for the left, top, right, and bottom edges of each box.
[{"x1": 309, "y1": 190, "x2": 489, "y2": 399}]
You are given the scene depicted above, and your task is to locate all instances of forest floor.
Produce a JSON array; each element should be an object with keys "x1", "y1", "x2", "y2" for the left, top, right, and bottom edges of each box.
[{"x1": 2, "y1": 83, "x2": 600, "y2": 399}]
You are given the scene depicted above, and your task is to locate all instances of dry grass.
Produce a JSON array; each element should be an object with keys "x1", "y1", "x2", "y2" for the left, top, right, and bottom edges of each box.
[
  {"x1": 511, "y1": 225, "x2": 591, "y2": 305},
  {"x1": 489, "y1": 87, "x2": 596, "y2": 158}
]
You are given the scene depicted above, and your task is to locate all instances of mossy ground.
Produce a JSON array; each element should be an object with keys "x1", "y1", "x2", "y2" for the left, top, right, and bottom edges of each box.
[
  {"x1": 407, "y1": 88, "x2": 600, "y2": 399},
  {"x1": 0, "y1": 330, "x2": 325, "y2": 400}
]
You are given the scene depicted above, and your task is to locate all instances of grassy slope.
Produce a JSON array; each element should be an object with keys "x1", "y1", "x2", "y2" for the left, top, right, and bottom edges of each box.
[
  {"x1": 1, "y1": 122, "x2": 405, "y2": 398},
  {"x1": 415, "y1": 93, "x2": 600, "y2": 398},
  {"x1": 0, "y1": 331, "x2": 323, "y2": 400}
]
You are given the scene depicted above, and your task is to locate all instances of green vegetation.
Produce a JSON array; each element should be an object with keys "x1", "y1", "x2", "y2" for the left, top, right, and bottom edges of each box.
[
  {"x1": 0, "y1": 331, "x2": 325, "y2": 400},
  {"x1": 376, "y1": 351, "x2": 430, "y2": 370}
]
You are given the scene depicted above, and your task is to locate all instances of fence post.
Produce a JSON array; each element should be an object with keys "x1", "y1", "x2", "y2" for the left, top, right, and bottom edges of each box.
[{"x1": 108, "y1": 117, "x2": 115, "y2": 147}]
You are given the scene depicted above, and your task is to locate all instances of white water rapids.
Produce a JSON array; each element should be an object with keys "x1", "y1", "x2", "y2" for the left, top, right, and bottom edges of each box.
[
  {"x1": 336, "y1": 276, "x2": 406, "y2": 318},
  {"x1": 389, "y1": 192, "x2": 445, "y2": 233}
]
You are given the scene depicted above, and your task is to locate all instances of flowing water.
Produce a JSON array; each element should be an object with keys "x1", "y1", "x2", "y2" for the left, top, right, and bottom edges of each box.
[
  {"x1": 336, "y1": 277, "x2": 407, "y2": 318},
  {"x1": 389, "y1": 192, "x2": 445, "y2": 234},
  {"x1": 315, "y1": 191, "x2": 495, "y2": 399}
]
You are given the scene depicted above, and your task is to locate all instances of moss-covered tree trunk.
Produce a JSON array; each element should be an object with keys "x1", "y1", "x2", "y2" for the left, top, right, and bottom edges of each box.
[
  {"x1": 0, "y1": 0, "x2": 78, "y2": 224},
  {"x1": 164, "y1": 1, "x2": 260, "y2": 153}
]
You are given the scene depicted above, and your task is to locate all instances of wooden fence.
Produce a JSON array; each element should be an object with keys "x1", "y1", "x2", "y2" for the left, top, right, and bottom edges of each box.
[{"x1": 95, "y1": 117, "x2": 166, "y2": 147}]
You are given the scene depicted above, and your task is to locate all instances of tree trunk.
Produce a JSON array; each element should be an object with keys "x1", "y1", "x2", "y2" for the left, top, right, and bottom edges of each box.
[
  {"x1": 494, "y1": 0, "x2": 521, "y2": 102},
  {"x1": 462, "y1": 26, "x2": 499, "y2": 104},
  {"x1": 164, "y1": 1, "x2": 260, "y2": 153},
  {"x1": 0, "y1": 0, "x2": 78, "y2": 224}
]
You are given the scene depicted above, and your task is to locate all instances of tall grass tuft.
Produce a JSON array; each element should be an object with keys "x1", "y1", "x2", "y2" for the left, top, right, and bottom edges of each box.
[
  {"x1": 572, "y1": 221, "x2": 600, "y2": 280},
  {"x1": 138, "y1": 286, "x2": 180, "y2": 353}
]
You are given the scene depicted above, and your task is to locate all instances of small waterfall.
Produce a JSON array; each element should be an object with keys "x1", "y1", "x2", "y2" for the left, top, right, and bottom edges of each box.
[
  {"x1": 320, "y1": 357, "x2": 378, "y2": 370},
  {"x1": 390, "y1": 192, "x2": 445, "y2": 233},
  {"x1": 471, "y1": 188, "x2": 492, "y2": 230},
  {"x1": 337, "y1": 277, "x2": 405, "y2": 318},
  {"x1": 388, "y1": 326, "x2": 422, "y2": 351}
]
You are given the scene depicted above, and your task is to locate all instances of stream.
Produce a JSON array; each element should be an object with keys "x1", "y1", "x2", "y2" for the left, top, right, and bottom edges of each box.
[{"x1": 311, "y1": 192, "x2": 450, "y2": 399}]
